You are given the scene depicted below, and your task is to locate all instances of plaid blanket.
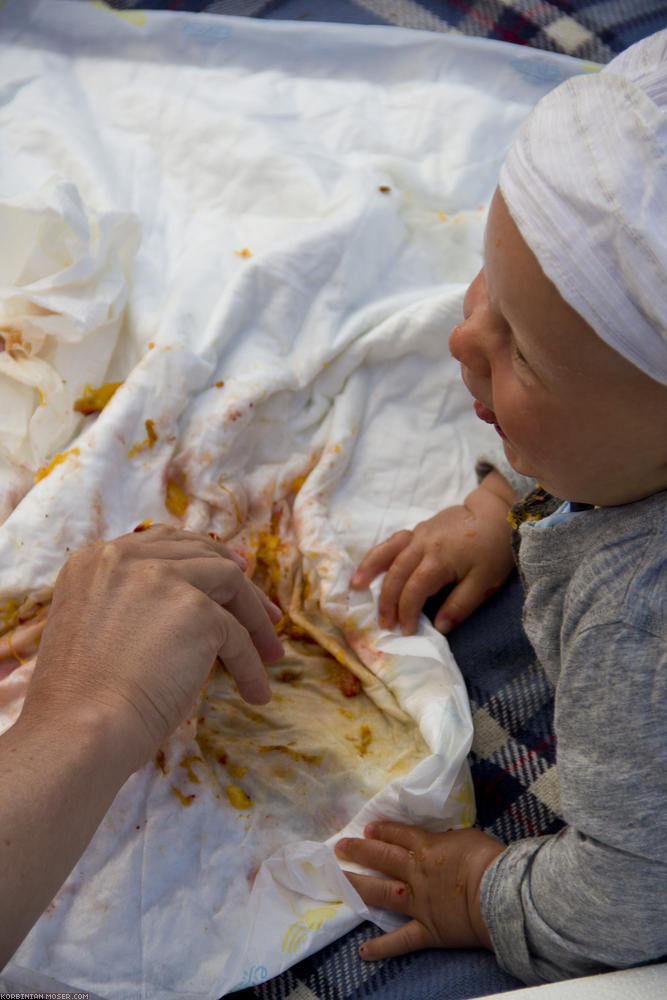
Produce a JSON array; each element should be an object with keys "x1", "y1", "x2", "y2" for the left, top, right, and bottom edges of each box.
[{"x1": 92, "y1": 0, "x2": 667, "y2": 63}]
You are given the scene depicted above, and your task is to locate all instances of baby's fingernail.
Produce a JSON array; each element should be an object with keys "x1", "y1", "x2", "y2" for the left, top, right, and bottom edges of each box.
[
  {"x1": 435, "y1": 617, "x2": 455, "y2": 634},
  {"x1": 335, "y1": 838, "x2": 348, "y2": 853}
]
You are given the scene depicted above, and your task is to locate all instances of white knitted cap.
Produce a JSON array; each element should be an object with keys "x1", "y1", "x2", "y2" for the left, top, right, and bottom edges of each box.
[{"x1": 499, "y1": 31, "x2": 667, "y2": 385}]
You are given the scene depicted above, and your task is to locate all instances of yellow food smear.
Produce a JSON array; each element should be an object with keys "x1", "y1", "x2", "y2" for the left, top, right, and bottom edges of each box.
[
  {"x1": 289, "y1": 475, "x2": 306, "y2": 494},
  {"x1": 145, "y1": 418, "x2": 157, "y2": 447},
  {"x1": 73, "y1": 382, "x2": 122, "y2": 415},
  {"x1": 227, "y1": 763, "x2": 247, "y2": 778},
  {"x1": 255, "y1": 530, "x2": 288, "y2": 596},
  {"x1": 34, "y1": 447, "x2": 80, "y2": 483},
  {"x1": 179, "y1": 755, "x2": 203, "y2": 784},
  {"x1": 128, "y1": 418, "x2": 158, "y2": 457},
  {"x1": 0, "y1": 598, "x2": 23, "y2": 633},
  {"x1": 165, "y1": 477, "x2": 189, "y2": 517},
  {"x1": 347, "y1": 724, "x2": 372, "y2": 757},
  {"x1": 172, "y1": 786, "x2": 196, "y2": 807},
  {"x1": 226, "y1": 785, "x2": 252, "y2": 810},
  {"x1": 235, "y1": 248, "x2": 252, "y2": 258},
  {"x1": 259, "y1": 744, "x2": 323, "y2": 766}
]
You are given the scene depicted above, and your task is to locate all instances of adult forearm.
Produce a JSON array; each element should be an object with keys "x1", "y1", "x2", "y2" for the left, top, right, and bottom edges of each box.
[{"x1": 0, "y1": 706, "x2": 130, "y2": 968}]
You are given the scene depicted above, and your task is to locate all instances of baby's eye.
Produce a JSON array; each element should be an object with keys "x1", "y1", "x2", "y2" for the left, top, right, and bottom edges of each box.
[{"x1": 512, "y1": 343, "x2": 528, "y2": 366}]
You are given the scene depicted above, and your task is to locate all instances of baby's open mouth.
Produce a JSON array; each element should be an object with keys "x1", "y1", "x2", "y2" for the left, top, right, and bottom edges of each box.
[{"x1": 474, "y1": 399, "x2": 505, "y2": 438}]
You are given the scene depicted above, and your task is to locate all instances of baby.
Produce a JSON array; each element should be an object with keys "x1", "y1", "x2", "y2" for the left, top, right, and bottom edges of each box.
[{"x1": 335, "y1": 31, "x2": 667, "y2": 985}]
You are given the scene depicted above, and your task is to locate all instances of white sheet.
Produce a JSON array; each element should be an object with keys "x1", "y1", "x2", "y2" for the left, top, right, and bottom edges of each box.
[{"x1": 0, "y1": 3, "x2": 590, "y2": 996}]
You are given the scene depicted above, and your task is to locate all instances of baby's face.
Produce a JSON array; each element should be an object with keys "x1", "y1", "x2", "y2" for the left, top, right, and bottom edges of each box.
[{"x1": 449, "y1": 188, "x2": 667, "y2": 505}]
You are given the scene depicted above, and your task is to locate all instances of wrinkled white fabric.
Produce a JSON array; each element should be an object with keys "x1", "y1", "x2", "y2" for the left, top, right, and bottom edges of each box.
[{"x1": 499, "y1": 31, "x2": 667, "y2": 385}]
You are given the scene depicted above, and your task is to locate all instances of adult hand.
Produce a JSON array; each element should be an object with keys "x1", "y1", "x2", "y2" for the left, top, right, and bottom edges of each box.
[
  {"x1": 350, "y1": 470, "x2": 517, "y2": 635},
  {"x1": 335, "y1": 822, "x2": 504, "y2": 958},
  {"x1": 21, "y1": 524, "x2": 284, "y2": 774}
]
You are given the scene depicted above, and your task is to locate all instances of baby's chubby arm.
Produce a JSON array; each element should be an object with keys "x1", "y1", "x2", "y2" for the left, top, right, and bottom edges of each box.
[
  {"x1": 335, "y1": 822, "x2": 504, "y2": 958},
  {"x1": 350, "y1": 469, "x2": 517, "y2": 635}
]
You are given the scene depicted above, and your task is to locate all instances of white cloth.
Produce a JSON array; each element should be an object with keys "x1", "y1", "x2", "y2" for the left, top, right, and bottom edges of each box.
[
  {"x1": 0, "y1": 2, "x2": 591, "y2": 997},
  {"x1": 499, "y1": 31, "x2": 667, "y2": 386}
]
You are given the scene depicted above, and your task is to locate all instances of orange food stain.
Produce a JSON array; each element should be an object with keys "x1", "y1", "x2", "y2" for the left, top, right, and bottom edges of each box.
[
  {"x1": 255, "y1": 530, "x2": 288, "y2": 597},
  {"x1": 326, "y1": 661, "x2": 361, "y2": 698},
  {"x1": 128, "y1": 419, "x2": 158, "y2": 457},
  {"x1": 226, "y1": 785, "x2": 252, "y2": 809},
  {"x1": 179, "y1": 755, "x2": 203, "y2": 784},
  {"x1": 172, "y1": 786, "x2": 196, "y2": 807},
  {"x1": 73, "y1": 382, "x2": 122, "y2": 415},
  {"x1": 0, "y1": 598, "x2": 23, "y2": 633},
  {"x1": 145, "y1": 419, "x2": 158, "y2": 447},
  {"x1": 227, "y1": 763, "x2": 247, "y2": 778},
  {"x1": 274, "y1": 668, "x2": 303, "y2": 684},
  {"x1": 165, "y1": 477, "x2": 189, "y2": 517},
  {"x1": 218, "y1": 480, "x2": 242, "y2": 525},
  {"x1": 259, "y1": 744, "x2": 323, "y2": 766},
  {"x1": 234, "y1": 248, "x2": 252, "y2": 258},
  {"x1": 289, "y1": 475, "x2": 306, "y2": 494},
  {"x1": 34, "y1": 448, "x2": 80, "y2": 483},
  {"x1": 346, "y1": 724, "x2": 372, "y2": 756},
  {"x1": 133, "y1": 518, "x2": 153, "y2": 532}
]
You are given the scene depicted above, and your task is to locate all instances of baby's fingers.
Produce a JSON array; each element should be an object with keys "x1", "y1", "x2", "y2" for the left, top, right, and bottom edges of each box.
[
  {"x1": 432, "y1": 570, "x2": 501, "y2": 635},
  {"x1": 396, "y1": 556, "x2": 456, "y2": 636},
  {"x1": 350, "y1": 531, "x2": 413, "y2": 589},
  {"x1": 358, "y1": 921, "x2": 430, "y2": 962}
]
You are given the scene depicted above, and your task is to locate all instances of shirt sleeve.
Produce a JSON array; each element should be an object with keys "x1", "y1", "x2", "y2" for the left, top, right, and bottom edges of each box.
[{"x1": 479, "y1": 620, "x2": 667, "y2": 985}]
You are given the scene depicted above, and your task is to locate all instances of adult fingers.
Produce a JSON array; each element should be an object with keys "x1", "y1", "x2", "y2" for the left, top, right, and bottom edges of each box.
[
  {"x1": 171, "y1": 557, "x2": 284, "y2": 664},
  {"x1": 127, "y1": 525, "x2": 282, "y2": 625},
  {"x1": 211, "y1": 602, "x2": 273, "y2": 705},
  {"x1": 350, "y1": 531, "x2": 413, "y2": 589}
]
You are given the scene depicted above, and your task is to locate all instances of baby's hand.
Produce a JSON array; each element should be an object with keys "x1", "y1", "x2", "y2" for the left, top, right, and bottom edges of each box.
[
  {"x1": 350, "y1": 470, "x2": 517, "y2": 635},
  {"x1": 335, "y1": 822, "x2": 504, "y2": 958}
]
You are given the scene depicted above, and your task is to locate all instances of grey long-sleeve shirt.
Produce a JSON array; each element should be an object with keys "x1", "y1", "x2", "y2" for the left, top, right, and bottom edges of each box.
[{"x1": 480, "y1": 489, "x2": 667, "y2": 984}]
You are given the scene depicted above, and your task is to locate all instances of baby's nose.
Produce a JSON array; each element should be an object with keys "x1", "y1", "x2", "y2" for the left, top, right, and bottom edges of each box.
[{"x1": 449, "y1": 316, "x2": 490, "y2": 377}]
